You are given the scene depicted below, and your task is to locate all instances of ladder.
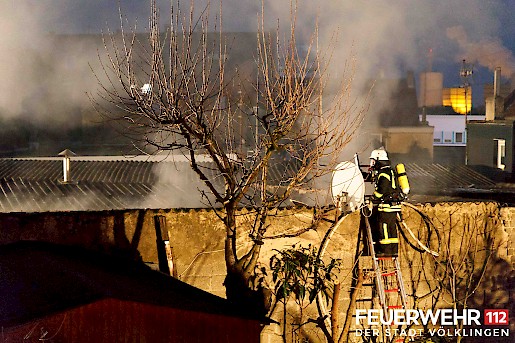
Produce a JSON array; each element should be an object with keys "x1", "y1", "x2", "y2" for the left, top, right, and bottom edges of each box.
[
  {"x1": 364, "y1": 214, "x2": 408, "y2": 314},
  {"x1": 352, "y1": 212, "x2": 410, "y2": 343}
]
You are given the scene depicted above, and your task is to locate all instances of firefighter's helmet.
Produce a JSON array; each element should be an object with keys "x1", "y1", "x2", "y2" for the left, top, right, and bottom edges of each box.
[{"x1": 370, "y1": 147, "x2": 389, "y2": 162}]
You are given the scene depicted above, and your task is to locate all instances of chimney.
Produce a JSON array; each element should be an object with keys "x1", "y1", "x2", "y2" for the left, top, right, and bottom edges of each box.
[
  {"x1": 494, "y1": 67, "x2": 506, "y2": 119},
  {"x1": 486, "y1": 67, "x2": 505, "y2": 121},
  {"x1": 494, "y1": 67, "x2": 501, "y2": 98},
  {"x1": 58, "y1": 149, "x2": 76, "y2": 184}
]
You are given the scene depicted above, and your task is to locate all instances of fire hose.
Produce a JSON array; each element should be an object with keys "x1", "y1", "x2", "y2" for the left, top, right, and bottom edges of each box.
[{"x1": 398, "y1": 201, "x2": 440, "y2": 257}]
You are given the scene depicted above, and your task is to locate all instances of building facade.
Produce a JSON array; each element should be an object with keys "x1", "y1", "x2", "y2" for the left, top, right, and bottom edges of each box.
[
  {"x1": 467, "y1": 119, "x2": 515, "y2": 178},
  {"x1": 421, "y1": 113, "x2": 486, "y2": 147}
]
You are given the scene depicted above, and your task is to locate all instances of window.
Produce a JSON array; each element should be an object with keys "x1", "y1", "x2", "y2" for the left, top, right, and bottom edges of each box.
[
  {"x1": 442, "y1": 87, "x2": 471, "y2": 114},
  {"x1": 493, "y1": 139, "x2": 506, "y2": 170},
  {"x1": 443, "y1": 131, "x2": 453, "y2": 143},
  {"x1": 433, "y1": 131, "x2": 442, "y2": 143},
  {"x1": 455, "y1": 132, "x2": 463, "y2": 143}
]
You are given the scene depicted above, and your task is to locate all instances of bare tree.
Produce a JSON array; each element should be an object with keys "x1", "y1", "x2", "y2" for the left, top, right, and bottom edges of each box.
[
  {"x1": 92, "y1": 0, "x2": 365, "y2": 313},
  {"x1": 432, "y1": 207, "x2": 498, "y2": 342},
  {"x1": 311, "y1": 202, "x2": 506, "y2": 343},
  {"x1": 401, "y1": 203, "x2": 504, "y2": 342}
]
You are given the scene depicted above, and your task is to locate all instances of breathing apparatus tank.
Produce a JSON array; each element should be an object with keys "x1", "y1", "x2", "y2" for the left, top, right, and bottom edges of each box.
[{"x1": 395, "y1": 163, "x2": 410, "y2": 195}]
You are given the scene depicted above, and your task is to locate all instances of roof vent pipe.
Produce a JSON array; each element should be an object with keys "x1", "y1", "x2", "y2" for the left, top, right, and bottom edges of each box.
[
  {"x1": 493, "y1": 67, "x2": 506, "y2": 119},
  {"x1": 494, "y1": 67, "x2": 501, "y2": 99},
  {"x1": 58, "y1": 149, "x2": 76, "y2": 184},
  {"x1": 486, "y1": 67, "x2": 503, "y2": 121}
]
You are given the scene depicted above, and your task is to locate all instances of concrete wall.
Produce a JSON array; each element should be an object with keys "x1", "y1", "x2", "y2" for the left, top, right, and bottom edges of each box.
[
  {"x1": 285, "y1": 202, "x2": 515, "y2": 341},
  {"x1": 401, "y1": 202, "x2": 513, "y2": 311},
  {"x1": 382, "y1": 126, "x2": 434, "y2": 160},
  {"x1": 0, "y1": 207, "x2": 319, "y2": 298},
  {"x1": 0, "y1": 203, "x2": 514, "y2": 335}
]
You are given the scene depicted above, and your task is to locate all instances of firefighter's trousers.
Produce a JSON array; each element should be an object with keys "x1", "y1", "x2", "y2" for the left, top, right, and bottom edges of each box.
[{"x1": 370, "y1": 204, "x2": 400, "y2": 256}]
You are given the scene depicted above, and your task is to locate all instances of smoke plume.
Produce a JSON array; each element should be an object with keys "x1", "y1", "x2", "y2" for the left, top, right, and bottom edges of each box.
[
  {"x1": 447, "y1": 25, "x2": 515, "y2": 78},
  {"x1": 0, "y1": 1, "x2": 150, "y2": 123},
  {"x1": 0, "y1": 0, "x2": 514, "y2": 144}
]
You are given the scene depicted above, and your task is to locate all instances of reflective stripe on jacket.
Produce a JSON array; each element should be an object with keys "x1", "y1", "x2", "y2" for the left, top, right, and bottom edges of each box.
[
  {"x1": 378, "y1": 203, "x2": 402, "y2": 212},
  {"x1": 373, "y1": 168, "x2": 400, "y2": 209},
  {"x1": 379, "y1": 223, "x2": 399, "y2": 245}
]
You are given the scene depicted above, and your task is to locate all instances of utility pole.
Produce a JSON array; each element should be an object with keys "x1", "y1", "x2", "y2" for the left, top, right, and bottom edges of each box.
[{"x1": 460, "y1": 59, "x2": 473, "y2": 165}]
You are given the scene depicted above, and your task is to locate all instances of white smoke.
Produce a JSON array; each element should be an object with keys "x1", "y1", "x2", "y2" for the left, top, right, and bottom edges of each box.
[
  {"x1": 0, "y1": 1, "x2": 513, "y2": 130},
  {"x1": 144, "y1": 160, "x2": 216, "y2": 209},
  {"x1": 253, "y1": 1, "x2": 512, "y2": 92},
  {"x1": 0, "y1": 1, "x2": 150, "y2": 122},
  {"x1": 447, "y1": 25, "x2": 515, "y2": 78},
  {"x1": 0, "y1": 2, "x2": 52, "y2": 117}
]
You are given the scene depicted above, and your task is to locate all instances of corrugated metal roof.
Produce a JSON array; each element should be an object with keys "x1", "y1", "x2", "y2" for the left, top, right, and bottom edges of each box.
[
  {"x1": 0, "y1": 178, "x2": 188, "y2": 212},
  {"x1": 405, "y1": 163, "x2": 496, "y2": 192},
  {"x1": 0, "y1": 158, "x2": 502, "y2": 213},
  {"x1": 0, "y1": 159, "x2": 157, "y2": 183},
  {"x1": 0, "y1": 158, "x2": 215, "y2": 212},
  {"x1": 402, "y1": 163, "x2": 515, "y2": 203}
]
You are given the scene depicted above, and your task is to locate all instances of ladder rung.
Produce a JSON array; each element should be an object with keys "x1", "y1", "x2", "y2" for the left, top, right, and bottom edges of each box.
[
  {"x1": 382, "y1": 271, "x2": 397, "y2": 277},
  {"x1": 376, "y1": 256, "x2": 395, "y2": 260},
  {"x1": 385, "y1": 288, "x2": 399, "y2": 293}
]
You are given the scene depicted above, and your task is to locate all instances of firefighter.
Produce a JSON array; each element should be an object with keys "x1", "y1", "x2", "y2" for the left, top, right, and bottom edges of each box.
[{"x1": 368, "y1": 148, "x2": 402, "y2": 257}]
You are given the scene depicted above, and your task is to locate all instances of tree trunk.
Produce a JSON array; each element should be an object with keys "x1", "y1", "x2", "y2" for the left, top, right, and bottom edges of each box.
[
  {"x1": 223, "y1": 204, "x2": 271, "y2": 316},
  {"x1": 340, "y1": 270, "x2": 364, "y2": 343}
]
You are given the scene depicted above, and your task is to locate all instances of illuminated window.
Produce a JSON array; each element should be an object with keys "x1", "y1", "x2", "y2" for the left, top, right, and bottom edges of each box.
[{"x1": 442, "y1": 87, "x2": 472, "y2": 114}]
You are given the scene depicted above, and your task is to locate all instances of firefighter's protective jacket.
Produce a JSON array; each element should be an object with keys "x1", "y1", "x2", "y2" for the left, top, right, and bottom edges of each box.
[
  {"x1": 373, "y1": 166, "x2": 402, "y2": 210},
  {"x1": 372, "y1": 166, "x2": 401, "y2": 246}
]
